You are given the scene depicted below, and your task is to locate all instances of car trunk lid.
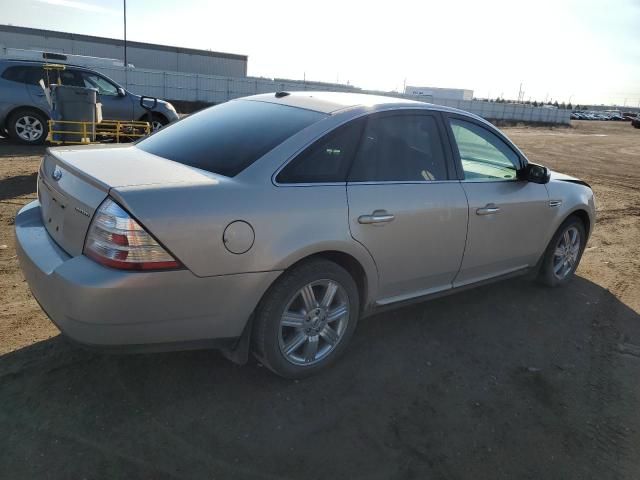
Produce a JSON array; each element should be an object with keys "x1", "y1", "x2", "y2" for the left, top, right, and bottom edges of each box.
[{"x1": 39, "y1": 145, "x2": 218, "y2": 256}]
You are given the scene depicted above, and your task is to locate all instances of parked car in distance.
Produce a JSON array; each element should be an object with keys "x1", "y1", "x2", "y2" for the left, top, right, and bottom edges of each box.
[
  {"x1": 15, "y1": 92, "x2": 596, "y2": 378},
  {"x1": 0, "y1": 59, "x2": 179, "y2": 144},
  {"x1": 632, "y1": 115, "x2": 640, "y2": 128}
]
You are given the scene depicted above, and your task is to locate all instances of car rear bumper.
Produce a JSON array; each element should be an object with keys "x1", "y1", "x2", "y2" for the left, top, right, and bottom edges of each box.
[{"x1": 15, "y1": 201, "x2": 280, "y2": 349}]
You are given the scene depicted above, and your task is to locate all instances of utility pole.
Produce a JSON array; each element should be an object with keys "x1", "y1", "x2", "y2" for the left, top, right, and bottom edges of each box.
[
  {"x1": 123, "y1": 0, "x2": 128, "y2": 68},
  {"x1": 517, "y1": 82, "x2": 523, "y2": 103}
]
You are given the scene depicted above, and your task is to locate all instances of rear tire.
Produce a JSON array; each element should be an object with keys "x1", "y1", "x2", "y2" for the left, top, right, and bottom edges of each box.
[
  {"x1": 252, "y1": 259, "x2": 359, "y2": 378},
  {"x1": 537, "y1": 215, "x2": 586, "y2": 287},
  {"x1": 7, "y1": 109, "x2": 48, "y2": 145}
]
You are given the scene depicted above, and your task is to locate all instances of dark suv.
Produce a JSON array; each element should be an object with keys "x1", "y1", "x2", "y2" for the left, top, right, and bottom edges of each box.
[{"x1": 0, "y1": 59, "x2": 179, "y2": 144}]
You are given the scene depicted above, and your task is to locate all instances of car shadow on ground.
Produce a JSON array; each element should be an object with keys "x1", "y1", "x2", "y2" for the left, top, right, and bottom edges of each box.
[
  {"x1": 1, "y1": 276, "x2": 638, "y2": 479},
  {"x1": 0, "y1": 136, "x2": 47, "y2": 158},
  {"x1": 0, "y1": 172, "x2": 37, "y2": 201}
]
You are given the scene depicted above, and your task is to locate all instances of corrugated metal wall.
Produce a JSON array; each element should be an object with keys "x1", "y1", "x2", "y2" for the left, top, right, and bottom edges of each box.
[
  {"x1": 94, "y1": 66, "x2": 571, "y2": 124},
  {"x1": 0, "y1": 27, "x2": 247, "y2": 77}
]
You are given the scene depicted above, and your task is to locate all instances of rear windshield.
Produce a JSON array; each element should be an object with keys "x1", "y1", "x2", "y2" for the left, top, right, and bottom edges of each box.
[{"x1": 136, "y1": 100, "x2": 325, "y2": 177}]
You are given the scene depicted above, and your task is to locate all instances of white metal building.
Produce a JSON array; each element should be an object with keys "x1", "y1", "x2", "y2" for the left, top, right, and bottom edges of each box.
[
  {"x1": 405, "y1": 85, "x2": 473, "y2": 101},
  {"x1": 0, "y1": 24, "x2": 247, "y2": 77}
]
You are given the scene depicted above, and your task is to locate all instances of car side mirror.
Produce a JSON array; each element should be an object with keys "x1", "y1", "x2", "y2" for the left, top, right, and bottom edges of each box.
[
  {"x1": 523, "y1": 163, "x2": 550, "y2": 184},
  {"x1": 117, "y1": 87, "x2": 126, "y2": 97}
]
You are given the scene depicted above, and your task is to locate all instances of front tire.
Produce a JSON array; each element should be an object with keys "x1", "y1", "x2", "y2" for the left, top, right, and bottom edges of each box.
[
  {"x1": 150, "y1": 113, "x2": 168, "y2": 132},
  {"x1": 538, "y1": 215, "x2": 586, "y2": 287},
  {"x1": 252, "y1": 259, "x2": 360, "y2": 378},
  {"x1": 7, "y1": 109, "x2": 48, "y2": 145}
]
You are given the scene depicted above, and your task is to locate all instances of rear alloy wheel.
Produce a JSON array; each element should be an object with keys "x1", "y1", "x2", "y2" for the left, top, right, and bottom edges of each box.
[
  {"x1": 253, "y1": 259, "x2": 359, "y2": 378},
  {"x1": 278, "y1": 279, "x2": 350, "y2": 366},
  {"x1": 538, "y1": 216, "x2": 586, "y2": 287},
  {"x1": 9, "y1": 110, "x2": 48, "y2": 145}
]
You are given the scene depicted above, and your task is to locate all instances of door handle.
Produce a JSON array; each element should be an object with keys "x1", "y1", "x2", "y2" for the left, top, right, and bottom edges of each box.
[
  {"x1": 358, "y1": 210, "x2": 395, "y2": 225},
  {"x1": 476, "y1": 204, "x2": 501, "y2": 215}
]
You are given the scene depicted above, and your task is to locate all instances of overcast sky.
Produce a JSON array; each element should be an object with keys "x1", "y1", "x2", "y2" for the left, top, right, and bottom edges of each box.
[{"x1": 2, "y1": 0, "x2": 639, "y2": 106}]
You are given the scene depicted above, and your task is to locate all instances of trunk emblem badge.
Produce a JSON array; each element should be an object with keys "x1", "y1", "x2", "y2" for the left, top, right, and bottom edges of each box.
[
  {"x1": 75, "y1": 207, "x2": 90, "y2": 218},
  {"x1": 52, "y1": 167, "x2": 63, "y2": 181}
]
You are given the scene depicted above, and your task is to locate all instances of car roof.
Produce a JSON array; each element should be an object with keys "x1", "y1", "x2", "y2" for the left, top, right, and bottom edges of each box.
[
  {"x1": 242, "y1": 91, "x2": 471, "y2": 116},
  {"x1": 0, "y1": 58, "x2": 96, "y2": 72}
]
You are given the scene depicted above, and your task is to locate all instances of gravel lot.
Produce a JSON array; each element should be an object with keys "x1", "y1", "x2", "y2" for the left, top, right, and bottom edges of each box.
[{"x1": 1, "y1": 121, "x2": 639, "y2": 479}]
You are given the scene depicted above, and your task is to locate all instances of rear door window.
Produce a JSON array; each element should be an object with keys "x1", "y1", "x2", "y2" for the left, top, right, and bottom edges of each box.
[
  {"x1": 276, "y1": 120, "x2": 363, "y2": 183},
  {"x1": 349, "y1": 113, "x2": 449, "y2": 182},
  {"x1": 58, "y1": 70, "x2": 85, "y2": 88},
  {"x1": 136, "y1": 100, "x2": 325, "y2": 177}
]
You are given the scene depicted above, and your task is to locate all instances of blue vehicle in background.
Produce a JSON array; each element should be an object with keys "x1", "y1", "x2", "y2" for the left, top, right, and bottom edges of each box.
[{"x1": 0, "y1": 58, "x2": 179, "y2": 144}]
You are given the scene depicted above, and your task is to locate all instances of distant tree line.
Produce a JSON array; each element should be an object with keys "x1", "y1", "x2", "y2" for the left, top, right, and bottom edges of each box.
[{"x1": 476, "y1": 97, "x2": 576, "y2": 109}]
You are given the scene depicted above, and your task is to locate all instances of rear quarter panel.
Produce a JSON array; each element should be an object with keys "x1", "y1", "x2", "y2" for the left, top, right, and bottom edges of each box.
[
  {"x1": 0, "y1": 78, "x2": 33, "y2": 126},
  {"x1": 111, "y1": 181, "x2": 380, "y2": 304}
]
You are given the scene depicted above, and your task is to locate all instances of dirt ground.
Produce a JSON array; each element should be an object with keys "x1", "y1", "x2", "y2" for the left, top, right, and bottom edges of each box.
[{"x1": 0, "y1": 121, "x2": 639, "y2": 479}]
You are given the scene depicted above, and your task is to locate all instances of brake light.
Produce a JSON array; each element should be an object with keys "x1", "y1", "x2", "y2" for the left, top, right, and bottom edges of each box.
[{"x1": 84, "y1": 198, "x2": 180, "y2": 270}]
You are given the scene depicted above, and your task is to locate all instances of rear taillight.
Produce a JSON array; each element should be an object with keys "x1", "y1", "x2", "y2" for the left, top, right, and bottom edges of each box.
[{"x1": 84, "y1": 198, "x2": 180, "y2": 271}]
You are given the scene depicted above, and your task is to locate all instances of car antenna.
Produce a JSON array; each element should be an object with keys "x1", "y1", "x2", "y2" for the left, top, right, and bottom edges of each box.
[{"x1": 275, "y1": 91, "x2": 290, "y2": 98}]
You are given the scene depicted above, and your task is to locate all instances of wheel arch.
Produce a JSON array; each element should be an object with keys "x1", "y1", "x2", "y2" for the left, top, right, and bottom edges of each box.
[
  {"x1": 4, "y1": 105, "x2": 50, "y2": 130},
  {"x1": 567, "y1": 208, "x2": 591, "y2": 237},
  {"x1": 138, "y1": 111, "x2": 167, "y2": 123},
  {"x1": 285, "y1": 250, "x2": 370, "y2": 313},
  {"x1": 225, "y1": 247, "x2": 376, "y2": 366}
]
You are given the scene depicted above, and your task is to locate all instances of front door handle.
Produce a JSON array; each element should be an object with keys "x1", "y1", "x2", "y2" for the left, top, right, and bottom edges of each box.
[
  {"x1": 358, "y1": 209, "x2": 395, "y2": 225},
  {"x1": 476, "y1": 203, "x2": 501, "y2": 216}
]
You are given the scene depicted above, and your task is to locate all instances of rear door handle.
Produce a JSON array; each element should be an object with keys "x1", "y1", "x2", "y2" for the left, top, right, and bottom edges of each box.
[
  {"x1": 476, "y1": 203, "x2": 501, "y2": 215},
  {"x1": 358, "y1": 210, "x2": 395, "y2": 225}
]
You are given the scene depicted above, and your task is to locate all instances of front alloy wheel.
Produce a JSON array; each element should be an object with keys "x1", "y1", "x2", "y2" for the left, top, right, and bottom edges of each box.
[
  {"x1": 538, "y1": 215, "x2": 586, "y2": 287},
  {"x1": 150, "y1": 114, "x2": 168, "y2": 132},
  {"x1": 552, "y1": 225, "x2": 581, "y2": 280}
]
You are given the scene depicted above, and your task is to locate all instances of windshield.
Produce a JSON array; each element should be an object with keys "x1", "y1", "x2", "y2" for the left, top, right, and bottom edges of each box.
[{"x1": 136, "y1": 100, "x2": 325, "y2": 177}]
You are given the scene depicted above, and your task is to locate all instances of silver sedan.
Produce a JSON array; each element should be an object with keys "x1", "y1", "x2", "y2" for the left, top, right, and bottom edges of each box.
[{"x1": 15, "y1": 92, "x2": 595, "y2": 377}]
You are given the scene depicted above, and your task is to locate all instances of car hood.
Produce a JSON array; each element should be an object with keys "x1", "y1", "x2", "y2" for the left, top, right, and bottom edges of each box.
[{"x1": 548, "y1": 169, "x2": 590, "y2": 188}]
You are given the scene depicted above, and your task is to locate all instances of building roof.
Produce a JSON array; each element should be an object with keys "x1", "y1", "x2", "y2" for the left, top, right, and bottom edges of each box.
[{"x1": 0, "y1": 24, "x2": 247, "y2": 62}]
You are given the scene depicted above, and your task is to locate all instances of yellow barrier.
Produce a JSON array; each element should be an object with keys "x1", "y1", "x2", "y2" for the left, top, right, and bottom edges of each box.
[{"x1": 47, "y1": 120, "x2": 151, "y2": 145}]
